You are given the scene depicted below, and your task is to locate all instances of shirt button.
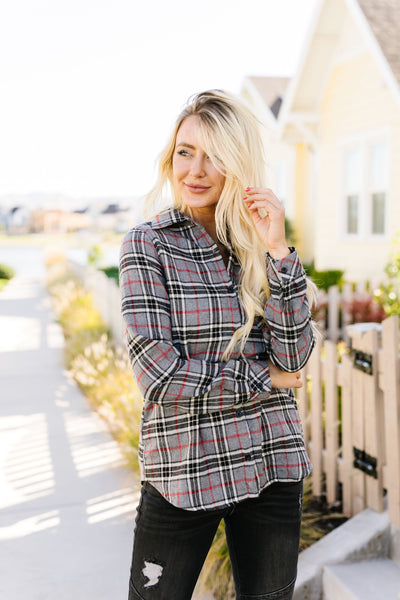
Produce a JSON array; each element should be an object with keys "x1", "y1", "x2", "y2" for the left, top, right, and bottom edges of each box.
[
  {"x1": 281, "y1": 266, "x2": 288, "y2": 273},
  {"x1": 244, "y1": 453, "x2": 252, "y2": 462},
  {"x1": 236, "y1": 409, "x2": 244, "y2": 418},
  {"x1": 227, "y1": 284, "x2": 235, "y2": 293}
]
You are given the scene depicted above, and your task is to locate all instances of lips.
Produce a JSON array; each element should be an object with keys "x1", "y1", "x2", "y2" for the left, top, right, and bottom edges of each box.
[{"x1": 184, "y1": 183, "x2": 211, "y2": 193}]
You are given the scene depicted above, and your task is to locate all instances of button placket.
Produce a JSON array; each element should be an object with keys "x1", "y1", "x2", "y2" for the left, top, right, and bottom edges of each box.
[{"x1": 233, "y1": 407, "x2": 254, "y2": 465}]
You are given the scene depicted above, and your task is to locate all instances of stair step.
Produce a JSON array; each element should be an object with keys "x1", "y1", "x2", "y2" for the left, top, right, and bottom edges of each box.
[{"x1": 323, "y1": 559, "x2": 400, "y2": 600}]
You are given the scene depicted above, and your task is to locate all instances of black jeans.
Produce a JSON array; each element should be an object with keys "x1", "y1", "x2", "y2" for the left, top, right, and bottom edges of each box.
[{"x1": 128, "y1": 480, "x2": 303, "y2": 600}]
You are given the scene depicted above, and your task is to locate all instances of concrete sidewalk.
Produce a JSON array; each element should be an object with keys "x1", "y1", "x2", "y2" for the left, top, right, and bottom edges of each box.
[{"x1": 0, "y1": 273, "x2": 139, "y2": 599}]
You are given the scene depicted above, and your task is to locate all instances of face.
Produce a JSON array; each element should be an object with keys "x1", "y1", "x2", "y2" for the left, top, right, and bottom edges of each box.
[{"x1": 172, "y1": 115, "x2": 225, "y2": 218}]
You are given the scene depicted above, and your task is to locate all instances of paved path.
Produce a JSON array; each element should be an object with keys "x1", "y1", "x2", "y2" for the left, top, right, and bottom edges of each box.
[{"x1": 0, "y1": 272, "x2": 139, "y2": 599}]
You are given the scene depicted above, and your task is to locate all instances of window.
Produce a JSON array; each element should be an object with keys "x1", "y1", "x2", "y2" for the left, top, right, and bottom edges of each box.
[
  {"x1": 370, "y1": 141, "x2": 387, "y2": 235},
  {"x1": 344, "y1": 147, "x2": 362, "y2": 235},
  {"x1": 342, "y1": 136, "x2": 389, "y2": 238}
]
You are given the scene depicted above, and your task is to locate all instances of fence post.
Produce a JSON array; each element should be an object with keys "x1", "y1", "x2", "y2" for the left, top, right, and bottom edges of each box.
[
  {"x1": 341, "y1": 352, "x2": 353, "y2": 517},
  {"x1": 327, "y1": 285, "x2": 340, "y2": 342},
  {"x1": 381, "y1": 316, "x2": 400, "y2": 528},
  {"x1": 324, "y1": 340, "x2": 339, "y2": 505},
  {"x1": 363, "y1": 327, "x2": 384, "y2": 512},
  {"x1": 341, "y1": 282, "x2": 353, "y2": 345},
  {"x1": 309, "y1": 338, "x2": 323, "y2": 497}
]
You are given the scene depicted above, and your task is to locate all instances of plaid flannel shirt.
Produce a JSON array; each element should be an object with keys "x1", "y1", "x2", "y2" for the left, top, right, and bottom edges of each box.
[{"x1": 119, "y1": 208, "x2": 315, "y2": 510}]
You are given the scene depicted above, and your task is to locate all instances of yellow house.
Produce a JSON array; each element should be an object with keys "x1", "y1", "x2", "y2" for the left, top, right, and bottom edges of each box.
[{"x1": 242, "y1": 0, "x2": 400, "y2": 281}]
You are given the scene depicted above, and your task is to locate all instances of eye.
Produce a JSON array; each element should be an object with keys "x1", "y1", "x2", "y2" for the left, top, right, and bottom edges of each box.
[{"x1": 177, "y1": 149, "x2": 191, "y2": 157}]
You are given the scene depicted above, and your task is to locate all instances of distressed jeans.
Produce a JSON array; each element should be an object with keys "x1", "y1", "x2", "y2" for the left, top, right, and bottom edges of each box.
[{"x1": 128, "y1": 479, "x2": 303, "y2": 600}]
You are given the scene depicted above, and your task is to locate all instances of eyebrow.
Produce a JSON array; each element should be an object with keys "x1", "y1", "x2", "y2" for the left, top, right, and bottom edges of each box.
[{"x1": 176, "y1": 142, "x2": 196, "y2": 149}]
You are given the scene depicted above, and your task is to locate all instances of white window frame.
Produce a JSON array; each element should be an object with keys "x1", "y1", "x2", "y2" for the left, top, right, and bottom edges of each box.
[{"x1": 338, "y1": 128, "x2": 390, "y2": 242}]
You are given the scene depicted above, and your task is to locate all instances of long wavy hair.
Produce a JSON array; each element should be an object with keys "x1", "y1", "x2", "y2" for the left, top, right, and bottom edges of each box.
[{"x1": 146, "y1": 89, "x2": 316, "y2": 359}]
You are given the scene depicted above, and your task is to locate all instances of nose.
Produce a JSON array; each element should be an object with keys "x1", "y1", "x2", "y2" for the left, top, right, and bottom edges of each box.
[{"x1": 190, "y1": 155, "x2": 206, "y2": 177}]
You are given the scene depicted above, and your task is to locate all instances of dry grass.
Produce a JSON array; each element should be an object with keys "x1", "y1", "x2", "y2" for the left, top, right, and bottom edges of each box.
[{"x1": 47, "y1": 260, "x2": 142, "y2": 472}]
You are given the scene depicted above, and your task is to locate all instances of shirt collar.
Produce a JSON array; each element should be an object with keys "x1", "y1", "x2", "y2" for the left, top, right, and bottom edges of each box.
[
  {"x1": 150, "y1": 207, "x2": 240, "y2": 266},
  {"x1": 150, "y1": 208, "x2": 194, "y2": 230}
]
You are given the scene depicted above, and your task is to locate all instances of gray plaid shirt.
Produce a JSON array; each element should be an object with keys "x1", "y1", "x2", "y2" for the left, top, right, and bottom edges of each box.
[{"x1": 119, "y1": 208, "x2": 315, "y2": 510}]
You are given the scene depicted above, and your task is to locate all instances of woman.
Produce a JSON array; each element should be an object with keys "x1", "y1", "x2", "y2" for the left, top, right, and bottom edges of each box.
[{"x1": 119, "y1": 90, "x2": 316, "y2": 600}]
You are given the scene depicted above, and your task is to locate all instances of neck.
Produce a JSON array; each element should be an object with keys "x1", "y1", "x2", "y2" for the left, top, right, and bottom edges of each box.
[{"x1": 189, "y1": 207, "x2": 218, "y2": 243}]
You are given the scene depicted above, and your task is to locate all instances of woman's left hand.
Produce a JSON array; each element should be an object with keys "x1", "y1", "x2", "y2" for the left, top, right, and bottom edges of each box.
[
  {"x1": 244, "y1": 187, "x2": 290, "y2": 259},
  {"x1": 268, "y1": 361, "x2": 303, "y2": 389}
]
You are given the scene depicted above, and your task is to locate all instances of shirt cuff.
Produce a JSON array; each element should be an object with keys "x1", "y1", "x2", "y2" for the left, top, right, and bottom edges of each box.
[{"x1": 266, "y1": 248, "x2": 305, "y2": 290}]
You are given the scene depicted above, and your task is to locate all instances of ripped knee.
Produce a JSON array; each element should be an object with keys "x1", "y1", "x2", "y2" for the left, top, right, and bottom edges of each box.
[
  {"x1": 142, "y1": 559, "x2": 164, "y2": 589},
  {"x1": 129, "y1": 558, "x2": 165, "y2": 599}
]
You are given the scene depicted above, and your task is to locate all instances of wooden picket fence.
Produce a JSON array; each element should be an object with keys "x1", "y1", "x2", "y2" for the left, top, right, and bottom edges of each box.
[
  {"x1": 296, "y1": 316, "x2": 400, "y2": 528},
  {"x1": 315, "y1": 279, "x2": 385, "y2": 343}
]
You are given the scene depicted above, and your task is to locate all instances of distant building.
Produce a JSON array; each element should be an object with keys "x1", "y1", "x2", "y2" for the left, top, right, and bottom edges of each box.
[
  {"x1": 30, "y1": 208, "x2": 90, "y2": 233},
  {"x1": 5, "y1": 206, "x2": 32, "y2": 234}
]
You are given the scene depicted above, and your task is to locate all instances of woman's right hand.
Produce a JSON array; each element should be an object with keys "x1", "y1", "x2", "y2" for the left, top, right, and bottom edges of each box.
[{"x1": 268, "y1": 361, "x2": 303, "y2": 389}]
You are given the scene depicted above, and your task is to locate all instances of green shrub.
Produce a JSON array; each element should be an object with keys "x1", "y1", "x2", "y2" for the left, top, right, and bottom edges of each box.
[
  {"x1": 304, "y1": 264, "x2": 344, "y2": 291},
  {"x1": 101, "y1": 265, "x2": 119, "y2": 285},
  {"x1": 88, "y1": 244, "x2": 103, "y2": 267},
  {"x1": 374, "y1": 233, "x2": 400, "y2": 316},
  {"x1": 0, "y1": 263, "x2": 15, "y2": 280}
]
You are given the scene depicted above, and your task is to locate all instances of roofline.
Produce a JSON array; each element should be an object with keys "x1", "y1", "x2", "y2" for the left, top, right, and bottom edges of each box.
[
  {"x1": 241, "y1": 77, "x2": 281, "y2": 130},
  {"x1": 277, "y1": 0, "x2": 326, "y2": 137},
  {"x1": 345, "y1": 0, "x2": 400, "y2": 109},
  {"x1": 278, "y1": 0, "x2": 400, "y2": 138}
]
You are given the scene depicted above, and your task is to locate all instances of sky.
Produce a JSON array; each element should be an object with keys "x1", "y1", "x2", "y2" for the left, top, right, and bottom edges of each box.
[{"x1": 0, "y1": 0, "x2": 319, "y2": 201}]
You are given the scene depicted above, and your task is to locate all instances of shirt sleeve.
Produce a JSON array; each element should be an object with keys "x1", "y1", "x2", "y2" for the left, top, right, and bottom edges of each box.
[
  {"x1": 119, "y1": 227, "x2": 271, "y2": 414},
  {"x1": 264, "y1": 249, "x2": 316, "y2": 372}
]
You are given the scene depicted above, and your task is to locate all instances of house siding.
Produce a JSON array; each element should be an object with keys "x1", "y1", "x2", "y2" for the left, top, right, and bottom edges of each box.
[{"x1": 315, "y1": 51, "x2": 400, "y2": 281}]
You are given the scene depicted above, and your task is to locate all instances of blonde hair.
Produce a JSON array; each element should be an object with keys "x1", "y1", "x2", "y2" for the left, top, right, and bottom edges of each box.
[{"x1": 146, "y1": 90, "x2": 316, "y2": 359}]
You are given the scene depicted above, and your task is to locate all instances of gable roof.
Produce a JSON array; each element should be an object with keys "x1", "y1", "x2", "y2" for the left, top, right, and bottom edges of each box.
[
  {"x1": 278, "y1": 0, "x2": 400, "y2": 138},
  {"x1": 357, "y1": 0, "x2": 400, "y2": 86},
  {"x1": 248, "y1": 76, "x2": 290, "y2": 118}
]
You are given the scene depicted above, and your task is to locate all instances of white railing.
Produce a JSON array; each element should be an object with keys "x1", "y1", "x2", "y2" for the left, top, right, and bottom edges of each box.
[{"x1": 68, "y1": 260, "x2": 125, "y2": 347}]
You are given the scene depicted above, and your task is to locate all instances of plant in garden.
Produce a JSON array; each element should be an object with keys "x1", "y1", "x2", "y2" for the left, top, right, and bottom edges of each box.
[
  {"x1": 47, "y1": 260, "x2": 142, "y2": 472},
  {"x1": 0, "y1": 263, "x2": 15, "y2": 291},
  {"x1": 342, "y1": 292, "x2": 386, "y2": 324},
  {"x1": 101, "y1": 265, "x2": 119, "y2": 285},
  {"x1": 374, "y1": 233, "x2": 400, "y2": 316},
  {"x1": 69, "y1": 334, "x2": 142, "y2": 471},
  {"x1": 303, "y1": 264, "x2": 344, "y2": 291},
  {"x1": 87, "y1": 244, "x2": 104, "y2": 268}
]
